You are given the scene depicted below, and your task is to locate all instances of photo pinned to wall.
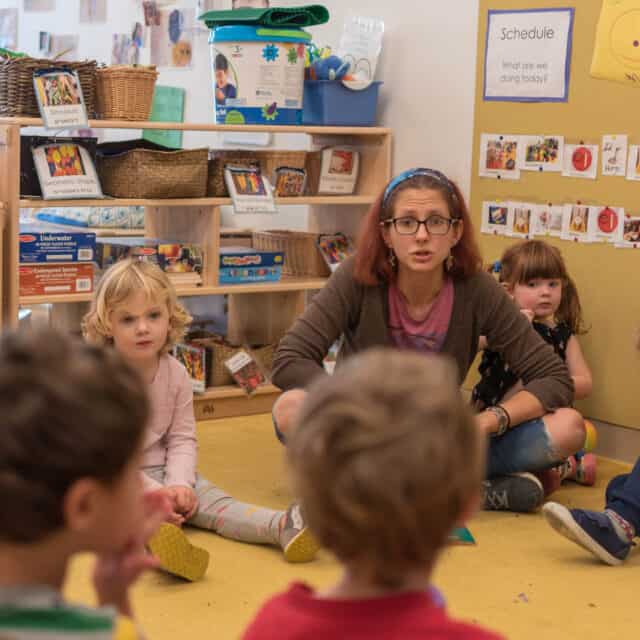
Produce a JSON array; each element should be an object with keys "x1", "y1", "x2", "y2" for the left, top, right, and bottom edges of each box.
[
  {"x1": 24, "y1": 0, "x2": 55, "y2": 10},
  {"x1": 143, "y1": 1, "x2": 161, "y2": 27},
  {"x1": 478, "y1": 134, "x2": 520, "y2": 180},
  {"x1": 626, "y1": 145, "x2": 640, "y2": 182},
  {"x1": 0, "y1": 9, "x2": 18, "y2": 50},
  {"x1": 518, "y1": 135, "x2": 564, "y2": 172},
  {"x1": 150, "y1": 8, "x2": 194, "y2": 68},
  {"x1": 33, "y1": 68, "x2": 88, "y2": 130},
  {"x1": 561, "y1": 203, "x2": 592, "y2": 243},
  {"x1": 480, "y1": 201, "x2": 511, "y2": 236},
  {"x1": 530, "y1": 203, "x2": 557, "y2": 236},
  {"x1": 79, "y1": 0, "x2": 106, "y2": 23},
  {"x1": 508, "y1": 202, "x2": 534, "y2": 239},
  {"x1": 112, "y1": 34, "x2": 140, "y2": 65},
  {"x1": 602, "y1": 134, "x2": 627, "y2": 176},
  {"x1": 32, "y1": 142, "x2": 102, "y2": 200},
  {"x1": 49, "y1": 35, "x2": 79, "y2": 61},
  {"x1": 617, "y1": 213, "x2": 640, "y2": 248},
  {"x1": 592, "y1": 206, "x2": 624, "y2": 244},
  {"x1": 562, "y1": 143, "x2": 598, "y2": 179}
]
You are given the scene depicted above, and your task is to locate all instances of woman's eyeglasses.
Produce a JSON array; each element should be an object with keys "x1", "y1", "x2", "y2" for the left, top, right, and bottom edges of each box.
[{"x1": 381, "y1": 215, "x2": 458, "y2": 236}]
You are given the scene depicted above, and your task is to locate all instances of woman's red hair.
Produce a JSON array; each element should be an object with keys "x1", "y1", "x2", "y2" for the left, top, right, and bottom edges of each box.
[{"x1": 353, "y1": 174, "x2": 483, "y2": 285}]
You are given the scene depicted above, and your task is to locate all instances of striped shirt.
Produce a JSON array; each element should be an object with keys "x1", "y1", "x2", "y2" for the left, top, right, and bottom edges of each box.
[{"x1": 0, "y1": 587, "x2": 138, "y2": 640}]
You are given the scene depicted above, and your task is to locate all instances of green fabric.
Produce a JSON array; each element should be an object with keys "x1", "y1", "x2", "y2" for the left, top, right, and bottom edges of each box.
[
  {"x1": 0, "y1": 608, "x2": 113, "y2": 632},
  {"x1": 200, "y1": 5, "x2": 329, "y2": 29}
]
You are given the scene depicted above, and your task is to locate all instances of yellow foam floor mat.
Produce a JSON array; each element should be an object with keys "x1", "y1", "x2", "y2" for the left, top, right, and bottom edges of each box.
[{"x1": 65, "y1": 415, "x2": 638, "y2": 639}]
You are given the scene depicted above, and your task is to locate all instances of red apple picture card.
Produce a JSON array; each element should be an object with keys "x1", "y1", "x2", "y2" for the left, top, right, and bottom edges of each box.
[{"x1": 563, "y1": 144, "x2": 598, "y2": 179}]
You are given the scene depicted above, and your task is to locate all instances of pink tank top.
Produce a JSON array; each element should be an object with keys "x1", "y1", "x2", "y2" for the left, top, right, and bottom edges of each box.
[{"x1": 387, "y1": 278, "x2": 454, "y2": 353}]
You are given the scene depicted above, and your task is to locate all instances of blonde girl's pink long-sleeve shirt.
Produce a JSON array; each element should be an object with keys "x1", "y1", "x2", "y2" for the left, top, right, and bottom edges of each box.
[{"x1": 141, "y1": 354, "x2": 197, "y2": 490}]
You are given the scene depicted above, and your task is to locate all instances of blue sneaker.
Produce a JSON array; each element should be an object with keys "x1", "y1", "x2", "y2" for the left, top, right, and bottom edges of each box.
[{"x1": 543, "y1": 502, "x2": 633, "y2": 566}]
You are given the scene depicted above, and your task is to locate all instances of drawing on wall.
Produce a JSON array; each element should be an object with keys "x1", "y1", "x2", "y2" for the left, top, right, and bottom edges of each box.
[
  {"x1": 601, "y1": 134, "x2": 628, "y2": 176},
  {"x1": 0, "y1": 9, "x2": 18, "y2": 50},
  {"x1": 591, "y1": 0, "x2": 640, "y2": 87},
  {"x1": 79, "y1": 0, "x2": 106, "y2": 23},
  {"x1": 24, "y1": 0, "x2": 55, "y2": 11},
  {"x1": 518, "y1": 135, "x2": 564, "y2": 172},
  {"x1": 150, "y1": 8, "x2": 194, "y2": 68},
  {"x1": 112, "y1": 34, "x2": 140, "y2": 65}
]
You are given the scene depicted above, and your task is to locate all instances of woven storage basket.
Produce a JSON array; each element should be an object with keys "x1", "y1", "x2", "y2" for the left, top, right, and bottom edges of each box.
[
  {"x1": 95, "y1": 65, "x2": 158, "y2": 120},
  {"x1": 97, "y1": 146, "x2": 209, "y2": 199},
  {"x1": 252, "y1": 230, "x2": 330, "y2": 277},
  {"x1": 207, "y1": 150, "x2": 307, "y2": 197},
  {"x1": 0, "y1": 56, "x2": 97, "y2": 117}
]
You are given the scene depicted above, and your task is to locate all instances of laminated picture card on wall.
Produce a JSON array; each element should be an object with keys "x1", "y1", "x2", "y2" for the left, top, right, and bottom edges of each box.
[
  {"x1": 507, "y1": 202, "x2": 535, "y2": 239},
  {"x1": 518, "y1": 135, "x2": 564, "y2": 172},
  {"x1": 478, "y1": 133, "x2": 521, "y2": 180},
  {"x1": 616, "y1": 213, "x2": 640, "y2": 249},
  {"x1": 561, "y1": 203, "x2": 594, "y2": 243},
  {"x1": 602, "y1": 134, "x2": 627, "y2": 176},
  {"x1": 591, "y1": 206, "x2": 624, "y2": 243},
  {"x1": 562, "y1": 144, "x2": 598, "y2": 179},
  {"x1": 480, "y1": 201, "x2": 511, "y2": 236},
  {"x1": 626, "y1": 145, "x2": 640, "y2": 181}
]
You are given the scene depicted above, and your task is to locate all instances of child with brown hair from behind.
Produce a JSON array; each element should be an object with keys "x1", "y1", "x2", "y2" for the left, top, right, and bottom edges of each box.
[
  {"x1": 0, "y1": 328, "x2": 170, "y2": 639},
  {"x1": 242, "y1": 348, "x2": 503, "y2": 640}
]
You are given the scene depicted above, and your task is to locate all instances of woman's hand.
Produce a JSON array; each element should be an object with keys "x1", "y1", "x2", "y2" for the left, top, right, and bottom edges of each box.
[
  {"x1": 166, "y1": 485, "x2": 198, "y2": 521},
  {"x1": 475, "y1": 409, "x2": 499, "y2": 436},
  {"x1": 93, "y1": 490, "x2": 171, "y2": 616}
]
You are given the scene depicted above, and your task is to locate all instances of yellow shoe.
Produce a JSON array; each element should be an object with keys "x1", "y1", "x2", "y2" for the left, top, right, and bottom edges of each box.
[
  {"x1": 147, "y1": 523, "x2": 210, "y2": 582},
  {"x1": 280, "y1": 504, "x2": 320, "y2": 563}
]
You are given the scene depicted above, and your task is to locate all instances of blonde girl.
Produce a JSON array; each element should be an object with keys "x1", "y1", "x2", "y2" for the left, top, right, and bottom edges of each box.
[
  {"x1": 473, "y1": 240, "x2": 594, "y2": 489},
  {"x1": 83, "y1": 259, "x2": 318, "y2": 580}
]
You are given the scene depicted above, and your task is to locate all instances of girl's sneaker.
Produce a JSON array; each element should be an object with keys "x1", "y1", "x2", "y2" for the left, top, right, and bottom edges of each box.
[
  {"x1": 564, "y1": 453, "x2": 597, "y2": 486},
  {"x1": 482, "y1": 473, "x2": 544, "y2": 512},
  {"x1": 147, "y1": 523, "x2": 210, "y2": 581},
  {"x1": 280, "y1": 503, "x2": 320, "y2": 563}
]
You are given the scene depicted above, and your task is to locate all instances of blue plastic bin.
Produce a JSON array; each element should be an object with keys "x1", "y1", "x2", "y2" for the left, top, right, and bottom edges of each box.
[{"x1": 302, "y1": 80, "x2": 382, "y2": 126}]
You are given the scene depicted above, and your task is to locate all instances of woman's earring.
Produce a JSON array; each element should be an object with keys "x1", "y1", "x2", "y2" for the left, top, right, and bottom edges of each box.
[
  {"x1": 388, "y1": 247, "x2": 397, "y2": 269},
  {"x1": 446, "y1": 251, "x2": 455, "y2": 271}
]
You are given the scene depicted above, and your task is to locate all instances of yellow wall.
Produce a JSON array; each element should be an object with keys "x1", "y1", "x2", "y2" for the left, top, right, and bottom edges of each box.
[{"x1": 470, "y1": 0, "x2": 640, "y2": 428}]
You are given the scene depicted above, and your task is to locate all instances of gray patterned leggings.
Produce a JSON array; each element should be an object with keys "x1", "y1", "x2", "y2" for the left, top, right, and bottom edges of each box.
[{"x1": 144, "y1": 466, "x2": 283, "y2": 546}]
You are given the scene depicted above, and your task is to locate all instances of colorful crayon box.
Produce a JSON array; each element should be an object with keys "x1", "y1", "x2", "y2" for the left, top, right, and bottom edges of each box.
[{"x1": 219, "y1": 247, "x2": 284, "y2": 284}]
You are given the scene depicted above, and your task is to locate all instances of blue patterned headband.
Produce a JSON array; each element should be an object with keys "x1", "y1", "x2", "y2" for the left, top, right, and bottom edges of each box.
[{"x1": 382, "y1": 168, "x2": 455, "y2": 210}]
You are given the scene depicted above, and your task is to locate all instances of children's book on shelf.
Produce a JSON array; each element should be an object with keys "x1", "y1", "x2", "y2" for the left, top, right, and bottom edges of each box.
[
  {"x1": 33, "y1": 67, "x2": 88, "y2": 130},
  {"x1": 32, "y1": 141, "x2": 103, "y2": 200},
  {"x1": 19, "y1": 227, "x2": 96, "y2": 263},
  {"x1": 173, "y1": 342, "x2": 212, "y2": 394},
  {"x1": 315, "y1": 147, "x2": 360, "y2": 195},
  {"x1": 316, "y1": 232, "x2": 354, "y2": 272},
  {"x1": 19, "y1": 262, "x2": 94, "y2": 296},
  {"x1": 219, "y1": 246, "x2": 284, "y2": 284},
  {"x1": 224, "y1": 165, "x2": 276, "y2": 213},
  {"x1": 224, "y1": 349, "x2": 267, "y2": 395}
]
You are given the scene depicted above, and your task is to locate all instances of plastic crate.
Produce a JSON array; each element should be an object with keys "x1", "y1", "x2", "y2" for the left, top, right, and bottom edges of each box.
[{"x1": 302, "y1": 80, "x2": 382, "y2": 126}]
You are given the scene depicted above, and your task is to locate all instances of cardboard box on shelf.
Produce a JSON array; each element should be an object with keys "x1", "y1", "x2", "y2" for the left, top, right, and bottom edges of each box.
[{"x1": 19, "y1": 263, "x2": 94, "y2": 296}]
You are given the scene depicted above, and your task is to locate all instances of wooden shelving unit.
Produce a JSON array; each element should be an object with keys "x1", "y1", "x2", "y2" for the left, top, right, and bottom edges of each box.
[{"x1": 0, "y1": 117, "x2": 392, "y2": 418}]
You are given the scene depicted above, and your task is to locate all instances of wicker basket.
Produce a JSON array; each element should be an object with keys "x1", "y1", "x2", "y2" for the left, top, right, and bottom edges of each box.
[
  {"x1": 252, "y1": 230, "x2": 330, "y2": 277},
  {"x1": 0, "y1": 56, "x2": 97, "y2": 117},
  {"x1": 207, "y1": 150, "x2": 307, "y2": 197},
  {"x1": 97, "y1": 146, "x2": 209, "y2": 199},
  {"x1": 95, "y1": 65, "x2": 158, "y2": 121}
]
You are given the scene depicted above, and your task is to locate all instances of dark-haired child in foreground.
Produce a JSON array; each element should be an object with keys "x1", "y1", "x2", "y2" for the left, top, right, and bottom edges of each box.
[{"x1": 0, "y1": 328, "x2": 170, "y2": 639}]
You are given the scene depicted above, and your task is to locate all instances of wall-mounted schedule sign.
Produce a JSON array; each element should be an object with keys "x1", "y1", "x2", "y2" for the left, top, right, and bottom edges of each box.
[{"x1": 483, "y1": 8, "x2": 574, "y2": 102}]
